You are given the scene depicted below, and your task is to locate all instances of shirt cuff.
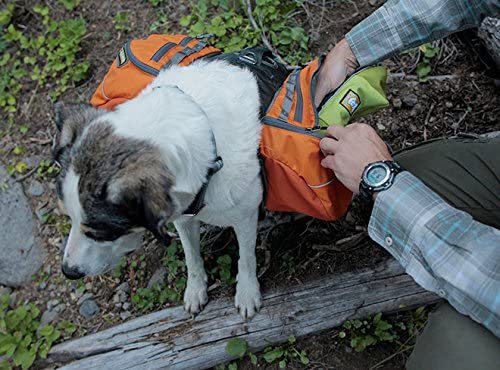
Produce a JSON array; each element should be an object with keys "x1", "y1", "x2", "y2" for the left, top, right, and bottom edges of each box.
[{"x1": 367, "y1": 171, "x2": 449, "y2": 268}]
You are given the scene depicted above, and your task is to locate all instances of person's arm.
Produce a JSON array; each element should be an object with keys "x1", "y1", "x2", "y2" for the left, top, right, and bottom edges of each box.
[
  {"x1": 347, "y1": 0, "x2": 499, "y2": 67},
  {"x1": 320, "y1": 124, "x2": 500, "y2": 337},
  {"x1": 315, "y1": 0, "x2": 500, "y2": 105}
]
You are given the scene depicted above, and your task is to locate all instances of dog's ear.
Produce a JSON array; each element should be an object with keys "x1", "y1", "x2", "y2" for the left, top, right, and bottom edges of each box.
[
  {"x1": 53, "y1": 102, "x2": 103, "y2": 158},
  {"x1": 107, "y1": 159, "x2": 175, "y2": 245}
]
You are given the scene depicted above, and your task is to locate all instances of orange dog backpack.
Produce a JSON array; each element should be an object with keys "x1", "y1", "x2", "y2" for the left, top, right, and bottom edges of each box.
[{"x1": 90, "y1": 34, "x2": 352, "y2": 221}]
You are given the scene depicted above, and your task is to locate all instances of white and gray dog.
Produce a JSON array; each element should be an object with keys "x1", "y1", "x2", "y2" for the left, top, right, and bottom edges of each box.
[{"x1": 54, "y1": 56, "x2": 286, "y2": 318}]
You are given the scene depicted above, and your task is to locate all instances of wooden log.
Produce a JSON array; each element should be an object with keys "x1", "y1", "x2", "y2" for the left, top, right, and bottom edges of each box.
[
  {"x1": 45, "y1": 259, "x2": 439, "y2": 370},
  {"x1": 478, "y1": 17, "x2": 500, "y2": 69}
]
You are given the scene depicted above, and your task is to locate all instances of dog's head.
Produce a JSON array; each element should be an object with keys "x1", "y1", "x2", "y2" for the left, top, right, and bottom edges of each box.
[{"x1": 53, "y1": 102, "x2": 175, "y2": 279}]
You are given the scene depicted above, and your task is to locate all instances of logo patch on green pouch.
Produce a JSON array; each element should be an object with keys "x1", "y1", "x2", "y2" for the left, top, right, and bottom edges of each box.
[
  {"x1": 340, "y1": 89, "x2": 361, "y2": 115},
  {"x1": 117, "y1": 47, "x2": 127, "y2": 67}
]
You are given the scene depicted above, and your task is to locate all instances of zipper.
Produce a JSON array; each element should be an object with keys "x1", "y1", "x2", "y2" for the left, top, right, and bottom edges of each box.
[
  {"x1": 125, "y1": 41, "x2": 159, "y2": 76},
  {"x1": 262, "y1": 117, "x2": 324, "y2": 139},
  {"x1": 317, "y1": 66, "x2": 371, "y2": 115}
]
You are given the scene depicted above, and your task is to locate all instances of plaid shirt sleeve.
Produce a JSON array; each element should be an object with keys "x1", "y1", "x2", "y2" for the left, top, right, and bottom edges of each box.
[
  {"x1": 369, "y1": 171, "x2": 500, "y2": 337},
  {"x1": 346, "y1": 0, "x2": 500, "y2": 66}
]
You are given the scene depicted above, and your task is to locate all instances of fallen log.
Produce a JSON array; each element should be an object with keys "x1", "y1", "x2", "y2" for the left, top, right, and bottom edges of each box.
[{"x1": 45, "y1": 259, "x2": 439, "y2": 370}]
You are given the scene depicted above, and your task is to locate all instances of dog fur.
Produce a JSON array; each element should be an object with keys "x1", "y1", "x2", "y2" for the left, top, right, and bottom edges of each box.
[{"x1": 54, "y1": 60, "x2": 264, "y2": 318}]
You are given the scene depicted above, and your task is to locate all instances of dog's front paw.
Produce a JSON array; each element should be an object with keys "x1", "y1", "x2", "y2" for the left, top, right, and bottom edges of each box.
[
  {"x1": 235, "y1": 277, "x2": 262, "y2": 319},
  {"x1": 183, "y1": 276, "x2": 208, "y2": 314}
]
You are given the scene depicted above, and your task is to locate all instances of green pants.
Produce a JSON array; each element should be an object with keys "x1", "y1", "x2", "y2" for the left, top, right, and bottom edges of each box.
[{"x1": 392, "y1": 134, "x2": 500, "y2": 370}]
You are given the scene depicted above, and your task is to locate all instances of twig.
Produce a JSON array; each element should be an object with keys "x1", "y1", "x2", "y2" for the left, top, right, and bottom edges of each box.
[
  {"x1": 243, "y1": 0, "x2": 289, "y2": 67},
  {"x1": 389, "y1": 73, "x2": 460, "y2": 81},
  {"x1": 312, "y1": 231, "x2": 368, "y2": 251},
  {"x1": 14, "y1": 163, "x2": 40, "y2": 182},
  {"x1": 369, "y1": 346, "x2": 413, "y2": 370},
  {"x1": 423, "y1": 102, "x2": 436, "y2": 141}
]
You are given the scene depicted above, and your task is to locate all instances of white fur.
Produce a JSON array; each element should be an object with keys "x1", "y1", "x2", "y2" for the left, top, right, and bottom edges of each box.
[{"x1": 62, "y1": 60, "x2": 263, "y2": 318}]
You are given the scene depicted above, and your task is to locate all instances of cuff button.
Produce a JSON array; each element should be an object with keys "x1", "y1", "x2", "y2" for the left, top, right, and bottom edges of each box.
[{"x1": 385, "y1": 236, "x2": 393, "y2": 246}]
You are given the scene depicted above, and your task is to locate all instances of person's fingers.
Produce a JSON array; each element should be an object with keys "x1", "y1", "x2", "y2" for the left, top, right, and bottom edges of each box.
[
  {"x1": 320, "y1": 155, "x2": 336, "y2": 169},
  {"x1": 320, "y1": 137, "x2": 340, "y2": 155},
  {"x1": 325, "y1": 124, "x2": 347, "y2": 140}
]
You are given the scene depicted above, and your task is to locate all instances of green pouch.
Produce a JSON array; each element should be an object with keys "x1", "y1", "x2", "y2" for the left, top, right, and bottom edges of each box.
[{"x1": 318, "y1": 66, "x2": 389, "y2": 127}]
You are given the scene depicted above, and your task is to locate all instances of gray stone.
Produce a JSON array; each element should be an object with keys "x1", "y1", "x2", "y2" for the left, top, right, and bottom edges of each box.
[
  {"x1": 120, "y1": 311, "x2": 132, "y2": 321},
  {"x1": 402, "y1": 93, "x2": 418, "y2": 108},
  {"x1": 37, "y1": 281, "x2": 47, "y2": 291},
  {"x1": 392, "y1": 98, "x2": 402, "y2": 109},
  {"x1": 40, "y1": 309, "x2": 59, "y2": 326},
  {"x1": 77, "y1": 293, "x2": 94, "y2": 306},
  {"x1": 47, "y1": 299, "x2": 60, "y2": 310},
  {"x1": 0, "y1": 286, "x2": 12, "y2": 296},
  {"x1": 8, "y1": 292, "x2": 17, "y2": 308},
  {"x1": 79, "y1": 299, "x2": 100, "y2": 318},
  {"x1": 28, "y1": 180, "x2": 45, "y2": 197},
  {"x1": 0, "y1": 165, "x2": 45, "y2": 287},
  {"x1": 36, "y1": 206, "x2": 51, "y2": 224},
  {"x1": 122, "y1": 302, "x2": 131, "y2": 311},
  {"x1": 113, "y1": 290, "x2": 128, "y2": 304},
  {"x1": 147, "y1": 267, "x2": 167, "y2": 288},
  {"x1": 54, "y1": 303, "x2": 66, "y2": 313},
  {"x1": 24, "y1": 156, "x2": 42, "y2": 169},
  {"x1": 117, "y1": 282, "x2": 130, "y2": 294}
]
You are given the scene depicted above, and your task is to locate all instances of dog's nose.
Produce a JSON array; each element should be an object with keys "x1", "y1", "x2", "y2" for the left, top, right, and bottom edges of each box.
[{"x1": 61, "y1": 264, "x2": 85, "y2": 280}]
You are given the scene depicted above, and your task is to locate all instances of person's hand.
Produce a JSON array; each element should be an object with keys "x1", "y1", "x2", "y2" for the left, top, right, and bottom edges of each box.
[
  {"x1": 314, "y1": 39, "x2": 359, "y2": 107},
  {"x1": 320, "y1": 124, "x2": 392, "y2": 194}
]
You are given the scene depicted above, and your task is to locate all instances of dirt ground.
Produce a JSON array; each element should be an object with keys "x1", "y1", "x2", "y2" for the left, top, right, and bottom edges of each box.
[{"x1": 1, "y1": 0, "x2": 499, "y2": 369}]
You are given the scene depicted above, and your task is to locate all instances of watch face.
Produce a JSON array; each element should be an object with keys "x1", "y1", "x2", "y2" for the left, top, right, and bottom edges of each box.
[{"x1": 365, "y1": 163, "x2": 390, "y2": 187}]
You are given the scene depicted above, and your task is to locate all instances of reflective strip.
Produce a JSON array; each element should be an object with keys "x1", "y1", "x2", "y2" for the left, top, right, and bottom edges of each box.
[
  {"x1": 162, "y1": 41, "x2": 208, "y2": 69},
  {"x1": 179, "y1": 36, "x2": 194, "y2": 46},
  {"x1": 261, "y1": 117, "x2": 323, "y2": 138},
  {"x1": 293, "y1": 70, "x2": 304, "y2": 123},
  {"x1": 307, "y1": 178, "x2": 336, "y2": 188},
  {"x1": 278, "y1": 70, "x2": 299, "y2": 121},
  {"x1": 151, "y1": 42, "x2": 176, "y2": 62},
  {"x1": 125, "y1": 41, "x2": 159, "y2": 76}
]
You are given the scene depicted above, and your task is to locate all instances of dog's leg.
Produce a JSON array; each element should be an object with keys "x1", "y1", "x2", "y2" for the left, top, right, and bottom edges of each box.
[
  {"x1": 174, "y1": 219, "x2": 208, "y2": 314},
  {"x1": 233, "y1": 206, "x2": 262, "y2": 319}
]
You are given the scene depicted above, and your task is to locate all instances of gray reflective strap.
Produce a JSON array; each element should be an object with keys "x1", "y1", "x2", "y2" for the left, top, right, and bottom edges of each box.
[
  {"x1": 179, "y1": 36, "x2": 194, "y2": 46},
  {"x1": 162, "y1": 41, "x2": 208, "y2": 69},
  {"x1": 278, "y1": 70, "x2": 300, "y2": 121},
  {"x1": 293, "y1": 70, "x2": 304, "y2": 123}
]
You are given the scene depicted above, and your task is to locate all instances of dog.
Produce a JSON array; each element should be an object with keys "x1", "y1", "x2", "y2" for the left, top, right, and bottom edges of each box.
[{"x1": 54, "y1": 59, "x2": 267, "y2": 318}]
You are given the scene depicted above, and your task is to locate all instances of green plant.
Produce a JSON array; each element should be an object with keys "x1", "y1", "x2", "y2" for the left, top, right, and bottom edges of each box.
[
  {"x1": 209, "y1": 254, "x2": 236, "y2": 286},
  {"x1": 263, "y1": 335, "x2": 309, "y2": 368},
  {"x1": 114, "y1": 12, "x2": 130, "y2": 32},
  {"x1": 36, "y1": 159, "x2": 60, "y2": 179},
  {"x1": 58, "y1": 0, "x2": 81, "y2": 11},
  {"x1": 132, "y1": 240, "x2": 187, "y2": 310},
  {"x1": 416, "y1": 43, "x2": 440, "y2": 82},
  {"x1": 0, "y1": 3, "x2": 89, "y2": 120},
  {"x1": 0, "y1": 294, "x2": 76, "y2": 370},
  {"x1": 339, "y1": 308, "x2": 429, "y2": 353},
  {"x1": 179, "y1": 0, "x2": 310, "y2": 65},
  {"x1": 149, "y1": 0, "x2": 167, "y2": 6},
  {"x1": 224, "y1": 338, "x2": 258, "y2": 367}
]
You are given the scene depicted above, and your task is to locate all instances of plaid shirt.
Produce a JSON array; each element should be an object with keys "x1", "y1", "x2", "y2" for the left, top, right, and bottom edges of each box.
[
  {"x1": 346, "y1": 0, "x2": 500, "y2": 66},
  {"x1": 369, "y1": 171, "x2": 500, "y2": 337}
]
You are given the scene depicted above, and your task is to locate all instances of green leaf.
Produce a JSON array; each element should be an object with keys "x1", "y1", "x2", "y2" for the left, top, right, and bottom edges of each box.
[
  {"x1": 248, "y1": 352, "x2": 257, "y2": 365},
  {"x1": 227, "y1": 363, "x2": 237, "y2": 370},
  {"x1": 339, "y1": 331, "x2": 346, "y2": 339},
  {"x1": 300, "y1": 353, "x2": 310, "y2": 365},
  {"x1": 13, "y1": 347, "x2": 36, "y2": 370},
  {"x1": 263, "y1": 348, "x2": 284, "y2": 363},
  {"x1": 225, "y1": 338, "x2": 247, "y2": 358},
  {"x1": 287, "y1": 335, "x2": 296, "y2": 344},
  {"x1": 38, "y1": 325, "x2": 54, "y2": 337},
  {"x1": 278, "y1": 359, "x2": 286, "y2": 368}
]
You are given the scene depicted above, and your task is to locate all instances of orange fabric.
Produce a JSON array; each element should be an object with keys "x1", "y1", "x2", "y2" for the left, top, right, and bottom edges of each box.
[
  {"x1": 90, "y1": 34, "x2": 220, "y2": 109},
  {"x1": 261, "y1": 59, "x2": 353, "y2": 220},
  {"x1": 90, "y1": 35, "x2": 353, "y2": 221}
]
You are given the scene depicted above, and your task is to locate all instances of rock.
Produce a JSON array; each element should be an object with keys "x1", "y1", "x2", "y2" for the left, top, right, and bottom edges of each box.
[
  {"x1": 392, "y1": 98, "x2": 402, "y2": 109},
  {"x1": 54, "y1": 303, "x2": 66, "y2": 313},
  {"x1": 36, "y1": 206, "x2": 51, "y2": 224},
  {"x1": 37, "y1": 281, "x2": 47, "y2": 291},
  {"x1": 0, "y1": 165, "x2": 45, "y2": 287},
  {"x1": 117, "y1": 282, "x2": 130, "y2": 294},
  {"x1": 40, "y1": 309, "x2": 59, "y2": 326},
  {"x1": 85, "y1": 282, "x2": 93, "y2": 291},
  {"x1": 120, "y1": 311, "x2": 132, "y2": 320},
  {"x1": 376, "y1": 123, "x2": 386, "y2": 131},
  {"x1": 28, "y1": 180, "x2": 45, "y2": 197},
  {"x1": 147, "y1": 267, "x2": 167, "y2": 288},
  {"x1": 0, "y1": 286, "x2": 12, "y2": 296},
  {"x1": 79, "y1": 299, "x2": 100, "y2": 318},
  {"x1": 445, "y1": 101, "x2": 453, "y2": 109},
  {"x1": 122, "y1": 302, "x2": 131, "y2": 311},
  {"x1": 24, "y1": 156, "x2": 42, "y2": 169},
  {"x1": 402, "y1": 93, "x2": 418, "y2": 108},
  {"x1": 8, "y1": 292, "x2": 17, "y2": 308},
  {"x1": 113, "y1": 290, "x2": 128, "y2": 304},
  {"x1": 77, "y1": 293, "x2": 94, "y2": 306},
  {"x1": 410, "y1": 104, "x2": 423, "y2": 117},
  {"x1": 47, "y1": 299, "x2": 60, "y2": 310},
  {"x1": 368, "y1": 0, "x2": 378, "y2": 6}
]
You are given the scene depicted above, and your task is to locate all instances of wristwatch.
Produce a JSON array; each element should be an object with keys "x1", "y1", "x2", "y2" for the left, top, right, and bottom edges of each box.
[{"x1": 359, "y1": 160, "x2": 404, "y2": 202}]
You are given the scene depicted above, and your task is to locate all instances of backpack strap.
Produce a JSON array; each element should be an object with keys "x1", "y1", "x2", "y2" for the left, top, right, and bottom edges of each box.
[{"x1": 162, "y1": 39, "x2": 209, "y2": 69}]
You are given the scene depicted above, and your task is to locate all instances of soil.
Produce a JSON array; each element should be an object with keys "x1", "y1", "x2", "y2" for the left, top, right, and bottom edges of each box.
[{"x1": 1, "y1": 1, "x2": 498, "y2": 369}]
